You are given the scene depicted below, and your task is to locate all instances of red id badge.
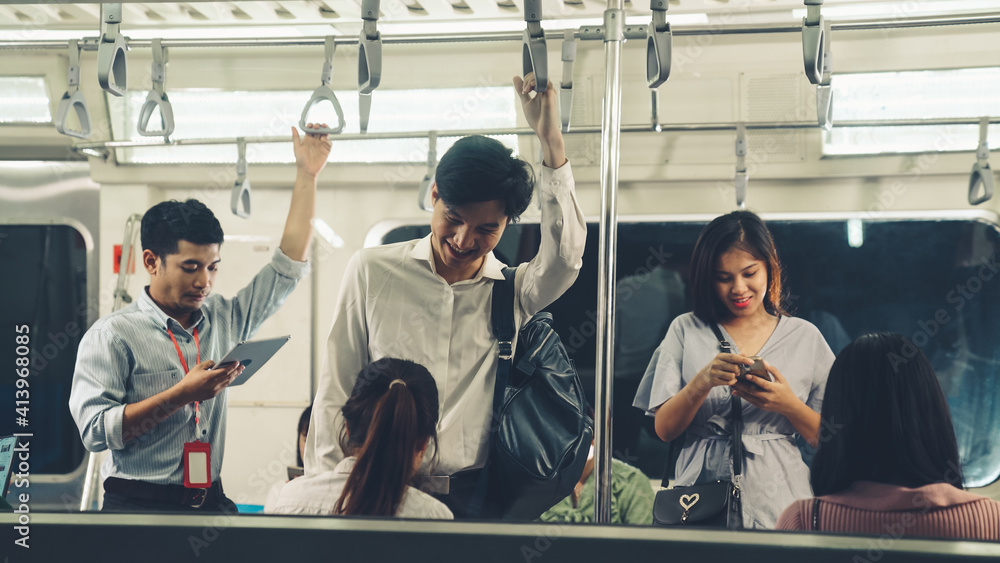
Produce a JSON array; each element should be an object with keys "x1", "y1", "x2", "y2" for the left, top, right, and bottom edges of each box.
[{"x1": 183, "y1": 441, "x2": 212, "y2": 488}]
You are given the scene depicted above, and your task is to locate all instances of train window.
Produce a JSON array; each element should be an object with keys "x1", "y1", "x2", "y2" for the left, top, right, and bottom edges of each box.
[
  {"x1": 0, "y1": 224, "x2": 88, "y2": 474},
  {"x1": 0, "y1": 76, "x2": 52, "y2": 124},
  {"x1": 380, "y1": 215, "x2": 1000, "y2": 488},
  {"x1": 108, "y1": 87, "x2": 517, "y2": 164},
  {"x1": 825, "y1": 67, "x2": 1000, "y2": 156}
]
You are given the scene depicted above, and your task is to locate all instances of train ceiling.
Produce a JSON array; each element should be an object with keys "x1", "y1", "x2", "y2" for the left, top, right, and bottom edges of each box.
[{"x1": 0, "y1": 0, "x2": 996, "y2": 35}]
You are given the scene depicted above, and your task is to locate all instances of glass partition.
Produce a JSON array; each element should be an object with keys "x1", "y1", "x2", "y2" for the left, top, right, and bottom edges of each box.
[
  {"x1": 0, "y1": 225, "x2": 88, "y2": 475},
  {"x1": 381, "y1": 215, "x2": 1000, "y2": 488}
]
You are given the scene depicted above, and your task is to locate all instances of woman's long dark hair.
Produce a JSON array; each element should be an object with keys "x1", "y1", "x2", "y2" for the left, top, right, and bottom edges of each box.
[
  {"x1": 333, "y1": 358, "x2": 439, "y2": 517},
  {"x1": 811, "y1": 332, "x2": 964, "y2": 496},
  {"x1": 689, "y1": 210, "x2": 788, "y2": 323}
]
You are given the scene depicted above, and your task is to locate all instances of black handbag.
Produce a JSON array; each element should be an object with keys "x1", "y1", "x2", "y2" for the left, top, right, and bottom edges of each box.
[
  {"x1": 459, "y1": 266, "x2": 593, "y2": 520},
  {"x1": 652, "y1": 323, "x2": 745, "y2": 528}
]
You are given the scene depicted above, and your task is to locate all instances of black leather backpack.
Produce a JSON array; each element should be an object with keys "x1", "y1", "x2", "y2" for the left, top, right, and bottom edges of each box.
[{"x1": 467, "y1": 266, "x2": 594, "y2": 520}]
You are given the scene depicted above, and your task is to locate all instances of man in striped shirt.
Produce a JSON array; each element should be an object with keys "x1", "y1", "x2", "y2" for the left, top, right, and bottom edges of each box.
[{"x1": 69, "y1": 125, "x2": 331, "y2": 512}]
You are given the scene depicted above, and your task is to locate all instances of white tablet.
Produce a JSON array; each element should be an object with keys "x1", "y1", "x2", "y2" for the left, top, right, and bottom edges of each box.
[{"x1": 218, "y1": 335, "x2": 291, "y2": 386}]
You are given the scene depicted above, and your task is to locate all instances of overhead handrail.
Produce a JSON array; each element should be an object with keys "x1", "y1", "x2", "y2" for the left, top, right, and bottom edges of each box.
[
  {"x1": 646, "y1": 0, "x2": 671, "y2": 89},
  {"x1": 522, "y1": 0, "x2": 548, "y2": 92},
  {"x1": 815, "y1": 19, "x2": 833, "y2": 131},
  {"x1": 69, "y1": 118, "x2": 1000, "y2": 151},
  {"x1": 231, "y1": 138, "x2": 252, "y2": 218},
  {"x1": 299, "y1": 36, "x2": 346, "y2": 135},
  {"x1": 55, "y1": 40, "x2": 92, "y2": 139},
  {"x1": 137, "y1": 38, "x2": 174, "y2": 137},
  {"x1": 417, "y1": 131, "x2": 438, "y2": 212},
  {"x1": 969, "y1": 117, "x2": 994, "y2": 206},
  {"x1": 802, "y1": 0, "x2": 824, "y2": 85},
  {"x1": 97, "y1": 3, "x2": 128, "y2": 96},
  {"x1": 358, "y1": 0, "x2": 382, "y2": 134},
  {"x1": 735, "y1": 123, "x2": 748, "y2": 208},
  {"x1": 560, "y1": 31, "x2": 576, "y2": 132}
]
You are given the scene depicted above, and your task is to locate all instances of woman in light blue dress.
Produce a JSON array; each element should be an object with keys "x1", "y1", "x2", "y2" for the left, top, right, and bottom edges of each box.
[{"x1": 634, "y1": 211, "x2": 834, "y2": 528}]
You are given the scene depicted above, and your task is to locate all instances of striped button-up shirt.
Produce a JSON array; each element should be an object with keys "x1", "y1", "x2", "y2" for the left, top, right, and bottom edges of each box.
[{"x1": 69, "y1": 249, "x2": 309, "y2": 485}]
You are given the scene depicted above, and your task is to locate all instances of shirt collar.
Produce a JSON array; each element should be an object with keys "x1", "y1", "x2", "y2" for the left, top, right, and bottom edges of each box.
[
  {"x1": 409, "y1": 234, "x2": 506, "y2": 283},
  {"x1": 138, "y1": 286, "x2": 205, "y2": 332}
]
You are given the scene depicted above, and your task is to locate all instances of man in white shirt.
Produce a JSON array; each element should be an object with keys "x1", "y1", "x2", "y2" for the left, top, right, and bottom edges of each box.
[{"x1": 304, "y1": 74, "x2": 587, "y2": 513}]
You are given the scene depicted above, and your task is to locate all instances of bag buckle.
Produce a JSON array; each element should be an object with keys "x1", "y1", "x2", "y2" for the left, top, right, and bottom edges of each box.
[
  {"x1": 185, "y1": 488, "x2": 208, "y2": 508},
  {"x1": 498, "y1": 340, "x2": 513, "y2": 361}
]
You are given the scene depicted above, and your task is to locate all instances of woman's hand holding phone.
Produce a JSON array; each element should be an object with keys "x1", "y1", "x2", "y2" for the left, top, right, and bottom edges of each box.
[
  {"x1": 731, "y1": 360, "x2": 801, "y2": 415},
  {"x1": 696, "y1": 353, "x2": 755, "y2": 392}
]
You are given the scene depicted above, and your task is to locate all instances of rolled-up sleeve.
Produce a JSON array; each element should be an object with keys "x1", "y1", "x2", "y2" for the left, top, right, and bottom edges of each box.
[
  {"x1": 518, "y1": 161, "x2": 587, "y2": 318},
  {"x1": 69, "y1": 327, "x2": 129, "y2": 452}
]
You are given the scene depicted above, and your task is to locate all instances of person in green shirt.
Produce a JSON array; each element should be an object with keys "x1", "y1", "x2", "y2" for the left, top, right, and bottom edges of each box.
[{"x1": 539, "y1": 438, "x2": 656, "y2": 525}]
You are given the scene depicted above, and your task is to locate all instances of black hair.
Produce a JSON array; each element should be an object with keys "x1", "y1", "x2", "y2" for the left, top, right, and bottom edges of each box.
[
  {"x1": 810, "y1": 332, "x2": 965, "y2": 496},
  {"x1": 334, "y1": 358, "x2": 440, "y2": 517},
  {"x1": 689, "y1": 210, "x2": 787, "y2": 323},
  {"x1": 434, "y1": 136, "x2": 534, "y2": 222},
  {"x1": 296, "y1": 404, "x2": 312, "y2": 468},
  {"x1": 140, "y1": 199, "x2": 224, "y2": 259}
]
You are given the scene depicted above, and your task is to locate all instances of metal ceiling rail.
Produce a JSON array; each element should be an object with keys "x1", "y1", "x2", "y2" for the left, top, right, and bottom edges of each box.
[
  {"x1": 68, "y1": 117, "x2": 1000, "y2": 151},
  {"x1": 1, "y1": 13, "x2": 998, "y2": 51}
]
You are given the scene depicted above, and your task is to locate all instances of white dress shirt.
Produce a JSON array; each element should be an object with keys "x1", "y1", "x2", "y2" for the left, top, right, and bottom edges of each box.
[
  {"x1": 305, "y1": 162, "x2": 586, "y2": 478},
  {"x1": 265, "y1": 457, "x2": 454, "y2": 519}
]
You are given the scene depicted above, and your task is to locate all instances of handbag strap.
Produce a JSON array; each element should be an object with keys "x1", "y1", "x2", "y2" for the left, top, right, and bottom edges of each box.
[
  {"x1": 708, "y1": 323, "x2": 744, "y2": 479},
  {"x1": 468, "y1": 265, "x2": 518, "y2": 516},
  {"x1": 812, "y1": 498, "x2": 821, "y2": 530}
]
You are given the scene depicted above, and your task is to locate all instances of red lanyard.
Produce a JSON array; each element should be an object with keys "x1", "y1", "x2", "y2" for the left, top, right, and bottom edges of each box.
[{"x1": 166, "y1": 326, "x2": 202, "y2": 437}]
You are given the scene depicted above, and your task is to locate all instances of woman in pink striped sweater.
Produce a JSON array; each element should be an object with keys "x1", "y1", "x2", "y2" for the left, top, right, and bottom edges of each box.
[{"x1": 777, "y1": 332, "x2": 1000, "y2": 539}]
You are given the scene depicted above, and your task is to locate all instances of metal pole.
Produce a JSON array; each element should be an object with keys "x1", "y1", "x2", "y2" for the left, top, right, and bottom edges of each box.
[
  {"x1": 594, "y1": 0, "x2": 625, "y2": 525},
  {"x1": 1, "y1": 13, "x2": 998, "y2": 51}
]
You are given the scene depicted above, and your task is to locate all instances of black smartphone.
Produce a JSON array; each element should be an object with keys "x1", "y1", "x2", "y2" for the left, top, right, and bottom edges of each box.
[{"x1": 740, "y1": 356, "x2": 773, "y2": 382}]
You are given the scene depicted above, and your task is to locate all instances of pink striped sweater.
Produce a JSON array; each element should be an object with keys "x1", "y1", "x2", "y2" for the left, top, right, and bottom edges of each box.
[{"x1": 776, "y1": 481, "x2": 1000, "y2": 540}]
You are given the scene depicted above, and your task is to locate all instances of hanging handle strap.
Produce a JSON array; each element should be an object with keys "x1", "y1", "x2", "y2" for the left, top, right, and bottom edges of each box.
[
  {"x1": 815, "y1": 20, "x2": 834, "y2": 131},
  {"x1": 98, "y1": 3, "x2": 129, "y2": 96},
  {"x1": 522, "y1": 0, "x2": 548, "y2": 93},
  {"x1": 969, "y1": 117, "x2": 994, "y2": 206},
  {"x1": 734, "y1": 123, "x2": 748, "y2": 209},
  {"x1": 559, "y1": 31, "x2": 576, "y2": 132},
  {"x1": 646, "y1": 0, "x2": 672, "y2": 89},
  {"x1": 300, "y1": 37, "x2": 346, "y2": 135},
  {"x1": 55, "y1": 40, "x2": 92, "y2": 139},
  {"x1": 801, "y1": 0, "x2": 825, "y2": 85},
  {"x1": 231, "y1": 138, "x2": 252, "y2": 218},
  {"x1": 138, "y1": 38, "x2": 175, "y2": 137},
  {"x1": 358, "y1": 0, "x2": 382, "y2": 134}
]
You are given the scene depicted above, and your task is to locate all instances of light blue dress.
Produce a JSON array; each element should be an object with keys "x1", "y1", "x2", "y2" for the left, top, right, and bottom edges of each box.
[{"x1": 633, "y1": 312, "x2": 834, "y2": 528}]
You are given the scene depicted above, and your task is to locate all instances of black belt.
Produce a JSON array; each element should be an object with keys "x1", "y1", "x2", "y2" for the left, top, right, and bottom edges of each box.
[{"x1": 104, "y1": 477, "x2": 223, "y2": 509}]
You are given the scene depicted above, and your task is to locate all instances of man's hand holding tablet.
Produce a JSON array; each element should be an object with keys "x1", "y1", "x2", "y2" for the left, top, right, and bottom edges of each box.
[{"x1": 217, "y1": 335, "x2": 292, "y2": 386}]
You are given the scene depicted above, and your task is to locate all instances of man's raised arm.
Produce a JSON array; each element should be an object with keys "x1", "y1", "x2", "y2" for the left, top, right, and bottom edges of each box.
[{"x1": 280, "y1": 123, "x2": 332, "y2": 261}]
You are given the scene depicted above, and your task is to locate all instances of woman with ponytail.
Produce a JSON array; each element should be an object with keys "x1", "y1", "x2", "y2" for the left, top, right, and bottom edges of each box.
[{"x1": 266, "y1": 358, "x2": 452, "y2": 519}]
